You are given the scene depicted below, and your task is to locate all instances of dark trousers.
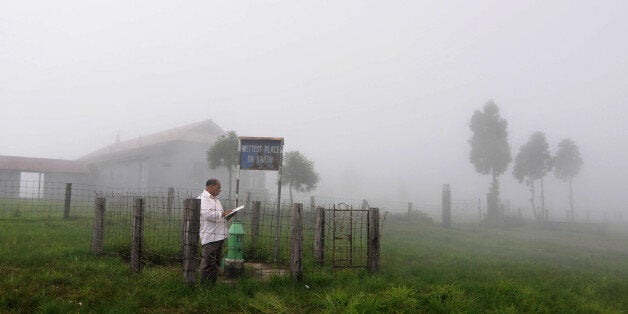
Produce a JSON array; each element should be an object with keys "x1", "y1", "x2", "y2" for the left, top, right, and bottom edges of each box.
[{"x1": 200, "y1": 240, "x2": 224, "y2": 286}]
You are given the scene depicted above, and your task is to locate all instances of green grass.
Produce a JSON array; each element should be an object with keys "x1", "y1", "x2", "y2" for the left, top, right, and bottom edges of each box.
[
  {"x1": 1, "y1": 214, "x2": 628, "y2": 313},
  {"x1": 0, "y1": 198, "x2": 94, "y2": 220}
]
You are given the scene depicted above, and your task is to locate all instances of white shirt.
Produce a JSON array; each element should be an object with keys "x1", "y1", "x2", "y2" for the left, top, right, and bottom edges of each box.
[{"x1": 198, "y1": 190, "x2": 229, "y2": 244}]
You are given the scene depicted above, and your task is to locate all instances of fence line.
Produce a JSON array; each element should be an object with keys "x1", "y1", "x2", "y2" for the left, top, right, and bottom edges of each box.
[
  {"x1": 451, "y1": 199, "x2": 482, "y2": 225},
  {"x1": 1, "y1": 180, "x2": 387, "y2": 279}
]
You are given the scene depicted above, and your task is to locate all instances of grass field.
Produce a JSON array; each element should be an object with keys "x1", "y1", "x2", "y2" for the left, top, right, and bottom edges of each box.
[{"x1": 1, "y1": 214, "x2": 628, "y2": 313}]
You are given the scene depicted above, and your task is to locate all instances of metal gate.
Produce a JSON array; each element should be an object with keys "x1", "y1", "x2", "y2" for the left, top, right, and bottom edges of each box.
[{"x1": 331, "y1": 204, "x2": 369, "y2": 268}]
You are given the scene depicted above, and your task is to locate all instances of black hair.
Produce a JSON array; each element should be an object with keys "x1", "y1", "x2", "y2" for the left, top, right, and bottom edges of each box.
[{"x1": 206, "y1": 178, "x2": 219, "y2": 187}]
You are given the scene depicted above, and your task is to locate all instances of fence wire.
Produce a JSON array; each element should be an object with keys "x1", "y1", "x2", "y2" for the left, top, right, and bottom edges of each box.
[
  {"x1": 0, "y1": 180, "x2": 94, "y2": 219},
  {"x1": 1, "y1": 180, "x2": 386, "y2": 278},
  {"x1": 451, "y1": 199, "x2": 482, "y2": 225},
  {"x1": 98, "y1": 190, "x2": 190, "y2": 265}
]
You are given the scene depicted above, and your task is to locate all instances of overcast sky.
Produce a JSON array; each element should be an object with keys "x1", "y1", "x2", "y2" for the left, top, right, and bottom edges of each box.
[{"x1": 2, "y1": 1, "x2": 627, "y2": 217}]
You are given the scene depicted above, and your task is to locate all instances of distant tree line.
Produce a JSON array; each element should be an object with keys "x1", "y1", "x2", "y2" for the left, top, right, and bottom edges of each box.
[{"x1": 469, "y1": 101, "x2": 583, "y2": 222}]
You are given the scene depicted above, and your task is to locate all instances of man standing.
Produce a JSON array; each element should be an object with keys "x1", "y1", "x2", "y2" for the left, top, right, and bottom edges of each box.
[{"x1": 199, "y1": 179, "x2": 233, "y2": 286}]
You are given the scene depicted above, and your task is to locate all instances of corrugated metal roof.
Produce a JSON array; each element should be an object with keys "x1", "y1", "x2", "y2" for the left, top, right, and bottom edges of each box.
[{"x1": 0, "y1": 155, "x2": 87, "y2": 173}]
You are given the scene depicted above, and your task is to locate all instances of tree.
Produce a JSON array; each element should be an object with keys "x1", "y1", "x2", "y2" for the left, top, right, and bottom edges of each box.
[
  {"x1": 513, "y1": 132, "x2": 552, "y2": 220},
  {"x1": 207, "y1": 130, "x2": 239, "y2": 200},
  {"x1": 553, "y1": 138, "x2": 582, "y2": 221},
  {"x1": 469, "y1": 100, "x2": 512, "y2": 217},
  {"x1": 282, "y1": 151, "x2": 320, "y2": 204}
]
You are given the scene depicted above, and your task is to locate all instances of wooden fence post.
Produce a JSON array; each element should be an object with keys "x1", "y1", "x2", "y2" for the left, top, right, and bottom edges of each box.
[
  {"x1": 131, "y1": 197, "x2": 144, "y2": 274},
  {"x1": 486, "y1": 192, "x2": 495, "y2": 224},
  {"x1": 182, "y1": 198, "x2": 201, "y2": 286},
  {"x1": 180, "y1": 199, "x2": 188, "y2": 258},
  {"x1": 442, "y1": 184, "x2": 451, "y2": 228},
  {"x1": 314, "y1": 206, "x2": 325, "y2": 266},
  {"x1": 367, "y1": 207, "x2": 380, "y2": 274},
  {"x1": 290, "y1": 203, "x2": 303, "y2": 281},
  {"x1": 167, "y1": 187, "x2": 174, "y2": 220},
  {"x1": 63, "y1": 183, "x2": 72, "y2": 220},
  {"x1": 310, "y1": 196, "x2": 315, "y2": 212},
  {"x1": 478, "y1": 198, "x2": 482, "y2": 225},
  {"x1": 407, "y1": 202, "x2": 413, "y2": 215},
  {"x1": 251, "y1": 201, "x2": 261, "y2": 245},
  {"x1": 92, "y1": 197, "x2": 106, "y2": 254}
]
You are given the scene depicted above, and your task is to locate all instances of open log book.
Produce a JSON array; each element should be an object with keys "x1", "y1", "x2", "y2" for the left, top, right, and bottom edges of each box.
[{"x1": 225, "y1": 205, "x2": 245, "y2": 220}]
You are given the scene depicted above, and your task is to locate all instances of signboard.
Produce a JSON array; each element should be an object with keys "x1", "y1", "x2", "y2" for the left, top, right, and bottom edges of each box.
[
  {"x1": 236, "y1": 136, "x2": 284, "y2": 260},
  {"x1": 239, "y1": 137, "x2": 284, "y2": 171}
]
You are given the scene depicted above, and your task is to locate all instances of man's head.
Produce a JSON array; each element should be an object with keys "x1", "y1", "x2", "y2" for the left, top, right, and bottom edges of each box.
[{"x1": 205, "y1": 179, "x2": 221, "y2": 197}]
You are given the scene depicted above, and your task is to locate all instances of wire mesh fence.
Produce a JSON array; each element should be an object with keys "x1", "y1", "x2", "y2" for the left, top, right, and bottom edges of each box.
[
  {"x1": 0, "y1": 180, "x2": 95, "y2": 220},
  {"x1": 0, "y1": 180, "x2": 198, "y2": 221},
  {"x1": 106, "y1": 195, "x2": 384, "y2": 280},
  {"x1": 98, "y1": 190, "x2": 191, "y2": 265},
  {"x1": 231, "y1": 198, "x2": 378, "y2": 268},
  {"x1": 1, "y1": 180, "x2": 385, "y2": 279},
  {"x1": 242, "y1": 192, "x2": 411, "y2": 214},
  {"x1": 451, "y1": 199, "x2": 482, "y2": 225}
]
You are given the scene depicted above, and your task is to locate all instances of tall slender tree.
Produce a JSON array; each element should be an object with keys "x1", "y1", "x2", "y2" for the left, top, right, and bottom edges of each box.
[
  {"x1": 469, "y1": 100, "x2": 512, "y2": 218},
  {"x1": 553, "y1": 138, "x2": 582, "y2": 221},
  {"x1": 282, "y1": 151, "x2": 320, "y2": 204},
  {"x1": 207, "y1": 130, "x2": 239, "y2": 200},
  {"x1": 513, "y1": 131, "x2": 553, "y2": 220}
]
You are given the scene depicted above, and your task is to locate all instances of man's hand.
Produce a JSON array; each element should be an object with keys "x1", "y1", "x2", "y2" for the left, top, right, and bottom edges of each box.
[{"x1": 222, "y1": 210, "x2": 232, "y2": 217}]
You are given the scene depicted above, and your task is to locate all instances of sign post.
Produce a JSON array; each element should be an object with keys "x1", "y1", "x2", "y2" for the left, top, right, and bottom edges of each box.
[{"x1": 236, "y1": 137, "x2": 284, "y2": 262}]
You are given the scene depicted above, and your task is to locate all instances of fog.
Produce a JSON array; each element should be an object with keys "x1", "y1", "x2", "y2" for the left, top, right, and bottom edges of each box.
[{"x1": 2, "y1": 1, "x2": 627, "y2": 219}]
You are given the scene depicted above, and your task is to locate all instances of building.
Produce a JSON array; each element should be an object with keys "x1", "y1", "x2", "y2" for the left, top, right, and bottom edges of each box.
[
  {"x1": 79, "y1": 119, "x2": 225, "y2": 190},
  {"x1": 0, "y1": 155, "x2": 92, "y2": 199},
  {"x1": 1, "y1": 119, "x2": 266, "y2": 198}
]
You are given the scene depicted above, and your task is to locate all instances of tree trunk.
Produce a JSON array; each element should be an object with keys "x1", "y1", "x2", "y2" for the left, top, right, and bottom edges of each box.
[
  {"x1": 540, "y1": 177, "x2": 545, "y2": 221},
  {"x1": 491, "y1": 170, "x2": 496, "y2": 198},
  {"x1": 289, "y1": 181, "x2": 294, "y2": 205},
  {"x1": 491, "y1": 170, "x2": 499, "y2": 203},
  {"x1": 529, "y1": 178, "x2": 537, "y2": 220},
  {"x1": 490, "y1": 170, "x2": 500, "y2": 223},
  {"x1": 569, "y1": 178, "x2": 574, "y2": 222},
  {"x1": 228, "y1": 166, "x2": 233, "y2": 203}
]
